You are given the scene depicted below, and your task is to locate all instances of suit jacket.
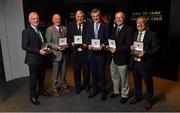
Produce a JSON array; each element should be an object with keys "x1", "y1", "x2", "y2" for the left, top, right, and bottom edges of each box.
[
  {"x1": 46, "y1": 25, "x2": 67, "y2": 61},
  {"x1": 22, "y1": 26, "x2": 46, "y2": 65},
  {"x1": 67, "y1": 21, "x2": 89, "y2": 61},
  {"x1": 130, "y1": 30, "x2": 159, "y2": 66},
  {"x1": 86, "y1": 22, "x2": 109, "y2": 59},
  {"x1": 86, "y1": 22, "x2": 109, "y2": 45},
  {"x1": 110, "y1": 25, "x2": 134, "y2": 66}
]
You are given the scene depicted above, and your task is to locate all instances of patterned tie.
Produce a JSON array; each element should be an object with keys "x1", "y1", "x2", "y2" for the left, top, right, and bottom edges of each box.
[
  {"x1": 94, "y1": 23, "x2": 99, "y2": 39},
  {"x1": 137, "y1": 32, "x2": 142, "y2": 41}
]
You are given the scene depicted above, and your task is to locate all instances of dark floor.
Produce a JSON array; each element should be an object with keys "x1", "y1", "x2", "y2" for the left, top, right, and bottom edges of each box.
[{"x1": 0, "y1": 73, "x2": 180, "y2": 112}]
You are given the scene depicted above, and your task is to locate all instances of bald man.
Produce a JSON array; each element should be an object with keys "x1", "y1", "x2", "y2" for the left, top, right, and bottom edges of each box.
[
  {"x1": 107, "y1": 11, "x2": 134, "y2": 104},
  {"x1": 22, "y1": 12, "x2": 50, "y2": 105},
  {"x1": 46, "y1": 14, "x2": 70, "y2": 96},
  {"x1": 67, "y1": 10, "x2": 90, "y2": 94}
]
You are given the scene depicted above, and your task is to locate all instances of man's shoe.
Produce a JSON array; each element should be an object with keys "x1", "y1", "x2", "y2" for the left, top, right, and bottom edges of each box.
[
  {"x1": 109, "y1": 93, "x2": 120, "y2": 99},
  {"x1": 129, "y1": 96, "x2": 141, "y2": 104},
  {"x1": 88, "y1": 92, "x2": 97, "y2": 99},
  {"x1": 40, "y1": 91, "x2": 51, "y2": 97},
  {"x1": 84, "y1": 87, "x2": 91, "y2": 94},
  {"x1": 144, "y1": 102, "x2": 153, "y2": 110},
  {"x1": 53, "y1": 91, "x2": 60, "y2": 96},
  {"x1": 30, "y1": 97, "x2": 40, "y2": 105},
  {"x1": 120, "y1": 97, "x2": 128, "y2": 104},
  {"x1": 75, "y1": 87, "x2": 82, "y2": 94},
  {"x1": 61, "y1": 87, "x2": 71, "y2": 93},
  {"x1": 101, "y1": 94, "x2": 107, "y2": 101}
]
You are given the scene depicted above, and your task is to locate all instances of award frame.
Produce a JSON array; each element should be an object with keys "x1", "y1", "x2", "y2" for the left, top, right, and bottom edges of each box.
[
  {"x1": 74, "y1": 35, "x2": 82, "y2": 45},
  {"x1": 59, "y1": 37, "x2": 68, "y2": 48},
  {"x1": 105, "y1": 39, "x2": 116, "y2": 51},
  {"x1": 90, "y1": 39, "x2": 101, "y2": 50},
  {"x1": 133, "y1": 41, "x2": 143, "y2": 51},
  {"x1": 42, "y1": 42, "x2": 51, "y2": 54}
]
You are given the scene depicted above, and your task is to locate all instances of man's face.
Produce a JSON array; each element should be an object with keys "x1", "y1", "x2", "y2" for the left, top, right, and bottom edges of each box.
[
  {"x1": 115, "y1": 12, "x2": 125, "y2": 26},
  {"x1": 29, "y1": 13, "x2": 39, "y2": 27},
  {"x1": 91, "y1": 12, "x2": 101, "y2": 23},
  {"x1": 75, "y1": 12, "x2": 84, "y2": 24},
  {"x1": 52, "y1": 14, "x2": 61, "y2": 26},
  {"x1": 136, "y1": 18, "x2": 146, "y2": 31}
]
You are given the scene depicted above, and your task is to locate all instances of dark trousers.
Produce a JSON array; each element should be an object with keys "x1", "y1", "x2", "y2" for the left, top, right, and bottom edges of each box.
[
  {"x1": 29, "y1": 64, "x2": 45, "y2": 97},
  {"x1": 133, "y1": 61, "x2": 153, "y2": 102},
  {"x1": 72, "y1": 51, "x2": 89, "y2": 89},
  {"x1": 89, "y1": 54, "x2": 107, "y2": 95}
]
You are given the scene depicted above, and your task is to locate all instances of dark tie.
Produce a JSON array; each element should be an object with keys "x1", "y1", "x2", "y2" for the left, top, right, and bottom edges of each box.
[
  {"x1": 59, "y1": 27, "x2": 64, "y2": 37},
  {"x1": 137, "y1": 32, "x2": 142, "y2": 41},
  {"x1": 116, "y1": 27, "x2": 121, "y2": 36},
  {"x1": 78, "y1": 24, "x2": 82, "y2": 35}
]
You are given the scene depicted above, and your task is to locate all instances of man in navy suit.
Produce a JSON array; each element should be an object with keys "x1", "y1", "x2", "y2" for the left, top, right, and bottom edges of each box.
[
  {"x1": 107, "y1": 12, "x2": 134, "y2": 104},
  {"x1": 22, "y1": 12, "x2": 50, "y2": 105},
  {"x1": 67, "y1": 10, "x2": 90, "y2": 94},
  {"x1": 129, "y1": 16, "x2": 159, "y2": 110},
  {"x1": 86, "y1": 8, "x2": 109, "y2": 100}
]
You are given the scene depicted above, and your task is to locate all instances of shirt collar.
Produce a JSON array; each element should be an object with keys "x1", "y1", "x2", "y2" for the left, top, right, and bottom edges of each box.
[
  {"x1": 117, "y1": 24, "x2": 124, "y2": 29},
  {"x1": 138, "y1": 30, "x2": 146, "y2": 34},
  {"x1": 54, "y1": 25, "x2": 60, "y2": 31}
]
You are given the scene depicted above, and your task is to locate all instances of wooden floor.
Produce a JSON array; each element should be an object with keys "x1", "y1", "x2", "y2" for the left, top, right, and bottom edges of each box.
[
  {"x1": 44, "y1": 63, "x2": 178, "y2": 96},
  {"x1": 1, "y1": 64, "x2": 180, "y2": 111},
  {"x1": 43, "y1": 64, "x2": 180, "y2": 111}
]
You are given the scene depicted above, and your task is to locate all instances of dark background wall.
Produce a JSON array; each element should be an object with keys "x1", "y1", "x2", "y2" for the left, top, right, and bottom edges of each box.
[{"x1": 22, "y1": 0, "x2": 180, "y2": 80}]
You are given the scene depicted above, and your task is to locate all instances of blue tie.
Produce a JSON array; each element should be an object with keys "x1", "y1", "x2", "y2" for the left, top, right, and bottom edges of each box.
[{"x1": 94, "y1": 23, "x2": 99, "y2": 39}]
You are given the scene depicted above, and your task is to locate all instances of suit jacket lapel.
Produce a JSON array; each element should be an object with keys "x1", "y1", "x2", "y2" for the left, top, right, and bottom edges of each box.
[{"x1": 29, "y1": 26, "x2": 42, "y2": 44}]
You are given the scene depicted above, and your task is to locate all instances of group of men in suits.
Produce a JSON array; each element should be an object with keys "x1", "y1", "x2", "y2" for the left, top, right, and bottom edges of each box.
[{"x1": 22, "y1": 9, "x2": 159, "y2": 110}]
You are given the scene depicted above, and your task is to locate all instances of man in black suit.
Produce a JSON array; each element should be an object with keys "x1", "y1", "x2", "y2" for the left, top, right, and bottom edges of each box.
[
  {"x1": 86, "y1": 8, "x2": 109, "y2": 100},
  {"x1": 67, "y1": 10, "x2": 90, "y2": 94},
  {"x1": 22, "y1": 12, "x2": 50, "y2": 105},
  {"x1": 107, "y1": 12, "x2": 134, "y2": 104},
  {"x1": 129, "y1": 16, "x2": 159, "y2": 110}
]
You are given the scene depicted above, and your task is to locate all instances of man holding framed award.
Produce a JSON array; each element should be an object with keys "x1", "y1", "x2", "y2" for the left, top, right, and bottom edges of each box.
[
  {"x1": 129, "y1": 16, "x2": 159, "y2": 110},
  {"x1": 67, "y1": 10, "x2": 90, "y2": 94},
  {"x1": 86, "y1": 9, "x2": 109, "y2": 100},
  {"x1": 107, "y1": 12, "x2": 134, "y2": 104},
  {"x1": 105, "y1": 39, "x2": 116, "y2": 51},
  {"x1": 46, "y1": 14, "x2": 70, "y2": 96},
  {"x1": 22, "y1": 12, "x2": 51, "y2": 105}
]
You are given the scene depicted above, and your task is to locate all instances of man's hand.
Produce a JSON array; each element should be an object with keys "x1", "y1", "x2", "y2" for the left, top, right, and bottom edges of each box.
[
  {"x1": 130, "y1": 45, "x2": 135, "y2": 52},
  {"x1": 71, "y1": 42, "x2": 75, "y2": 47},
  {"x1": 82, "y1": 43, "x2": 87, "y2": 48},
  {"x1": 39, "y1": 48, "x2": 47, "y2": 55},
  {"x1": 58, "y1": 46, "x2": 65, "y2": 51},
  {"x1": 137, "y1": 51, "x2": 145, "y2": 57},
  {"x1": 110, "y1": 48, "x2": 116, "y2": 53}
]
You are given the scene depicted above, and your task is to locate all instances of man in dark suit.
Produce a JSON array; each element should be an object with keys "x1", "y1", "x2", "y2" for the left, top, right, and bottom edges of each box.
[
  {"x1": 86, "y1": 8, "x2": 109, "y2": 100},
  {"x1": 22, "y1": 12, "x2": 50, "y2": 105},
  {"x1": 129, "y1": 16, "x2": 159, "y2": 110},
  {"x1": 67, "y1": 10, "x2": 90, "y2": 94},
  {"x1": 107, "y1": 12, "x2": 134, "y2": 104}
]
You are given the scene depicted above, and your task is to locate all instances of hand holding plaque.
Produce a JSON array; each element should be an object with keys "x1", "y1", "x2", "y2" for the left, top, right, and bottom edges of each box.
[
  {"x1": 41, "y1": 42, "x2": 52, "y2": 54},
  {"x1": 105, "y1": 39, "x2": 116, "y2": 52},
  {"x1": 89, "y1": 39, "x2": 101, "y2": 50},
  {"x1": 74, "y1": 35, "x2": 82, "y2": 45},
  {"x1": 133, "y1": 41, "x2": 143, "y2": 56}
]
